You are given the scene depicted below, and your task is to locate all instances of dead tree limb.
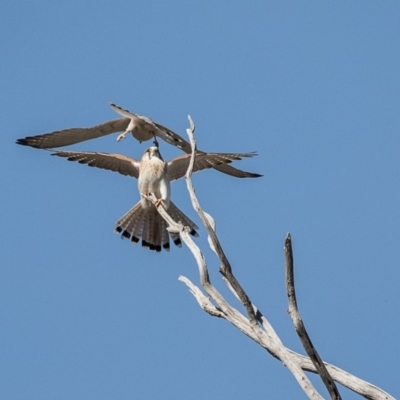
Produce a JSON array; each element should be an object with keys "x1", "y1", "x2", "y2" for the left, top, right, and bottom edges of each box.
[
  {"x1": 146, "y1": 116, "x2": 394, "y2": 400},
  {"x1": 285, "y1": 233, "x2": 342, "y2": 400}
]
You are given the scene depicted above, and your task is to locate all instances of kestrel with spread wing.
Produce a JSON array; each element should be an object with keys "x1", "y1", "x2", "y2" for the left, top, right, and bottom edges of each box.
[
  {"x1": 51, "y1": 147, "x2": 260, "y2": 252},
  {"x1": 16, "y1": 103, "x2": 262, "y2": 179}
]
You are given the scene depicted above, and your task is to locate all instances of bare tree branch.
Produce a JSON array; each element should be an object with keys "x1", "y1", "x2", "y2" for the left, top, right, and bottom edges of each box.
[
  {"x1": 184, "y1": 116, "x2": 258, "y2": 326},
  {"x1": 144, "y1": 116, "x2": 395, "y2": 400},
  {"x1": 178, "y1": 276, "x2": 224, "y2": 318},
  {"x1": 285, "y1": 233, "x2": 342, "y2": 400},
  {"x1": 182, "y1": 116, "x2": 324, "y2": 400}
]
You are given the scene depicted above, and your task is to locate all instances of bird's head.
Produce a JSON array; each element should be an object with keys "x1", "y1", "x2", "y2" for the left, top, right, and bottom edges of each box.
[{"x1": 143, "y1": 146, "x2": 164, "y2": 161}]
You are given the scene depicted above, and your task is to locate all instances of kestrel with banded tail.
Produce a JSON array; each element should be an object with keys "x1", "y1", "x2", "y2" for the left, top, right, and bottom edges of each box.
[
  {"x1": 51, "y1": 146, "x2": 260, "y2": 252},
  {"x1": 16, "y1": 103, "x2": 262, "y2": 179}
]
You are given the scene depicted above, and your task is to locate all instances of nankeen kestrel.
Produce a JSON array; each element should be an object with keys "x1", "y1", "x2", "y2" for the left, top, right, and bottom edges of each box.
[
  {"x1": 16, "y1": 103, "x2": 262, "y2": 179},
  {"x1": 51, "y1": 147, "x2": 260, "y2": 252}
]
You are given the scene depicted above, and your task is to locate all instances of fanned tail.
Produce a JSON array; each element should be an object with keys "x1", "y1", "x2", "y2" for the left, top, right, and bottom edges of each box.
[{"x1": 114, "y1": 201, "x2": 198, "y2": 252}]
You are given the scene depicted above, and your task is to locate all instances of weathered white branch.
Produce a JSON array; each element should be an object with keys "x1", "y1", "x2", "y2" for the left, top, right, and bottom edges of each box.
[
  {"x1": 145, "y1": 116, "x2": 395, "y2": 400},
  {"x1": 182, "y1": 116, "x2": 324, "y2": 400},
  {"x1": 178, "y1": 276, "x2": 224, "y2": 317}
]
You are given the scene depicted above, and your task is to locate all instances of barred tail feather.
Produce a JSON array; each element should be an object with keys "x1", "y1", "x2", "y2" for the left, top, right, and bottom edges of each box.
[
  {"x1": 167, "y1": 201, "x2": 199, "y2": 238},
  {"x1": 115, "y1": 202, "x2": 143, "y2": 243},
  {"x1": 115, "y1": 201, "x2": 198, "y2": 252}
]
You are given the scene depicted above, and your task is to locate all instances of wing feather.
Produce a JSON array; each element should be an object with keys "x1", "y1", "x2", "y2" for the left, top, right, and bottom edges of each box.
[
  {"x1": 16, "y1": 118, "x2": 130, "y2": 149},
  {"x1": 167, "y1": 152, "x2": 261, "y2": 181},
  {"x1": 50, "y1": 150, "x2": 140, "y2": 178}
]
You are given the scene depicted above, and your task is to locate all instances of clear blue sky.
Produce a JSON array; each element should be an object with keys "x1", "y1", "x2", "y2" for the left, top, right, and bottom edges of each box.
[{"x1": 2, "y1": 1, "x2": 399, "y2": 399}]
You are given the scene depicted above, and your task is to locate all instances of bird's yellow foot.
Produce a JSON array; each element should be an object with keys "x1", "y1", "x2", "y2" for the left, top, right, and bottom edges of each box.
[
  {"x1": 155, "y1": 198, "x2": 165, "y2": 208},
  {"x1": 117, "y1": 131, "x2": 128, "y2": 141}
]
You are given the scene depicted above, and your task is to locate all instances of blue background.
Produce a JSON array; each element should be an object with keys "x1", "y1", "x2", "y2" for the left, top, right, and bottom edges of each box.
[{"x1": 2, "y1": 1, "x2": 399, "y2": 399}]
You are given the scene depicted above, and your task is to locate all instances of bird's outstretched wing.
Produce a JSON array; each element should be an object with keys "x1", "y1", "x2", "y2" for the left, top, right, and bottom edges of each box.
[
  {"x1": 17, "y1": 103, "x2": 262, "y2": 178},
  {"x1": 17, "y1": 118, "x2": 130, "y2": 148},
  {"x1": 203, "y1": 160, "x2": 262, "y2": 178},
  {"x1": 167, "y1": 152, "x2": 261, "y2": 181},
  {"x1": 50, "y1": 150, "x2": 261, "y2": 180},
  {"x1": 51, "y1": 151, "x2": 140, "y2": 178},
  {"x1": 17, "y1": 103, "x2": 192, "y2": 152}
]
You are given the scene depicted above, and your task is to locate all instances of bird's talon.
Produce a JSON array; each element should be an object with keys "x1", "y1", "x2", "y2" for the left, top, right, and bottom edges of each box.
[
  {"x1": 153, "y1": 135, "x2": 159, "y2": 148},
  {"x1": 117, "y1": 132, "x2": 127, "y2": 142},
  {"x1": 155, "y1": 199, "x2": 164, "y2": 208}
]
